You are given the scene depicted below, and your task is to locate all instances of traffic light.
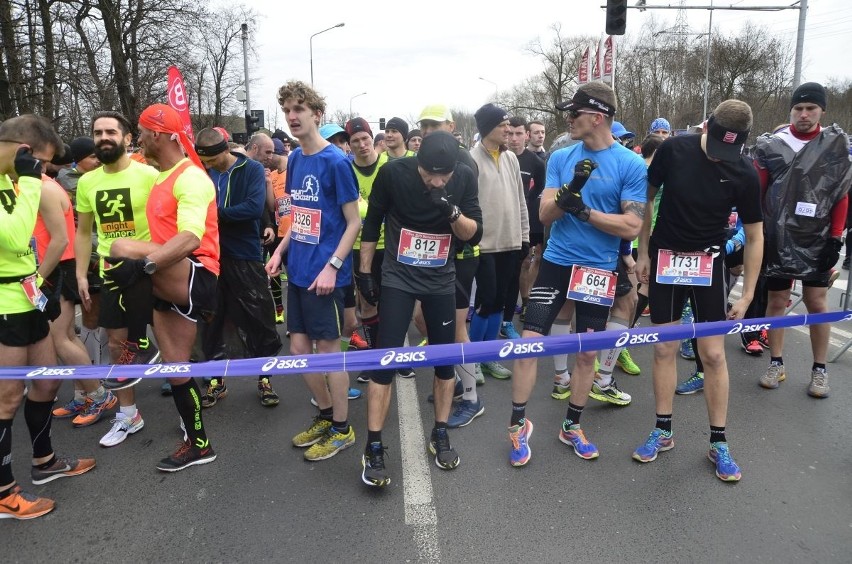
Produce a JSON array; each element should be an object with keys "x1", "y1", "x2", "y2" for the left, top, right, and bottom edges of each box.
[
  {"x1": 379, "y1": 117, "x2": 386, "y2": 131},
  {"x1": 245, "y1": 110, "x2": 263, "y2": 136},
  {"x1": 606, "y1": 0, "x2": 627, "y2": 35}
]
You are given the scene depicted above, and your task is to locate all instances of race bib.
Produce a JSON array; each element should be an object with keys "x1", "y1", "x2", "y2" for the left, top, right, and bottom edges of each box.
[
  {"x1": 276, "y1": 195, "x2": 291, "y2": 221},
  {"x1": 567, "y1": 265, "x2": 616, "y2": 307},
  {"x1": 397, "y1": 228, "x2": 452, "y2": 267},
  {"x1": 21, "y1": 274, "x2": 47, "y2": 311},
  {"x1": 656, "y1": 249, "x2": 713, "y2": 286},
  {"x1": 290, "y1": 206, "x2": 321, "y2": 245},
  {"x1": 795, "y1": 202, "x2": 816, "y2": 218}
]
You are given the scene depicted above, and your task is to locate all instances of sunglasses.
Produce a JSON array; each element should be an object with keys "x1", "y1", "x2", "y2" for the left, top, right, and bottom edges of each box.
[{"x1": 566, "y1": 109, "x2": 603, "y2": 119}]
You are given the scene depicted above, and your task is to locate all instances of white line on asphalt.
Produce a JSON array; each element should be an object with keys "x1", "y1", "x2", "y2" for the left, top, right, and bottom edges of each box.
[{"x1": 396, "y1": 377, "x2": 441, "y2": 562}]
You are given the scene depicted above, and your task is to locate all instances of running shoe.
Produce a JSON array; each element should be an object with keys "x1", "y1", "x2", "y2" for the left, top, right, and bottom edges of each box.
[
  {"x1": 708, "y1": 442, "x2": 741, "y2": 482},
  {"x1": 757, "y1": 329, "x2": 770, "y2": 349},
  {"x1": 52, "y1": 396, "x2": 90, "y2": 418},
  {"x1": 417, "y1": 338, "x2": 428, "y2": 346},
  {"x1": 428, "y1": 427, "x2": 460, "y2": 470},
  {"x1": 514, "y1": 304, "x2": 523, "y2": 315},
  {"x1": 349, "y1": 332, "x2": 369, "y2": 350},
  {"x1": 258, "y1": 377, "x2": 280, "y2": 407},
  {"x1": 508, "y1": 418, "x2": 533, "y2": 467},
  {"x1": 292, "y1": 416, "x2": 332, "y2": 447},
  {"x1": 589, "y1": 378, "x2": 632, "y2": 406},
  {"x1": 616, "y1": 348, "x2": 641, "y2": 375},
  {"x1": 31, "y1": 455, "x2": 96, "y2": 485},
  {"x1": 742, "y1": 338, "x2": 763, "y2": 356},
  {"x1": 361, "y1": 442, "x2": 390, "y2": 487},
  {"x1": 680, "y1": 339, "x2": 695, "y2": 360},
  {"x1": 201, "y1": 378, "x2": 228, "y2": 408},
  {"x1": 641, "y1": 306, "x2": 650, "y2": 317},
  {"x1": 275, "y1": 304, "x2": 285, "y2": 325},
  {"x1": 481, "y1": 360, "x2": 511, "y2": 380},
  {"x1": 843, "y1": 256, "x2": 850, "y2": 270},
  {"x1": 99, "y1": 411, "x2": 144, "y2": 447},
  {"x1": 675, "y1": 371, "x2": 704, "y2": 395},
  {"x1": 551, "y1": 371, "x2": 571, "y2": 400},
  {"x1": 156, "y1": 441, "x2": 216, "y2": 472},
  {"x1": 807, "y1": 368, "x2": 830, "y2": 398},
  {"x1": 0, "y1": 486, "x2": 55, "y2": 520},
  {"x1": 474, "y1": 363, "x2": 485, "y2": 386},
  {"x1": 828, "y1": 268, "x2": 840, "y2": 287},
  {"x1": 356, "y1": 370, "x2": 373, "y2": 384},
  {"x1": 396, "y1": 368, "x2": 416, "y2": 379},
  {"x1": 310, "y1": 387, "x2": 363, "y2": 406},
  {"x1": 559, "y1": 423, "x2": 599, "y2": 459},
  {"x1": 632, "y1": 428, "x2": 674, "y2": 462},
  {"x1": 759, "y1": 363, "x2": 785, "y2": 389},
  {"x1": 161, "y1": 380, "x2": 172, "y2": 396},
  {"x1": 499, "y1": 321, "x2": 521, "y2": 340},
  {"x1": 447, "y1": 397, "x2": 485, "y2": 428},
  {"x1": 304, "y1": 426, "x2": 355, "y2": 461},
  {"x1": 72, "y1": 391, "x2": 117, "y2": 427}
]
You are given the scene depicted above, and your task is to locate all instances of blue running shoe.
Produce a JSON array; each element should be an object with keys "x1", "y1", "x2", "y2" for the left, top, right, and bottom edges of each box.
[
  {"x1": 508, "y1": 418, "x2": 533, "y2": 467},
  {"x1": 500, "y1": 321, "x2": 521, "y2": 340},
  {"x1": 348, "y1": 387, "x2": 362, "y2": 400},
  {"x1": 558, "y1": 422, "x2": 599, "y2": 459},
  {"x1": 708, "y1": 442, "x2": 742, "y2": 482},
  {"x1": 632, "y1": 428, "x2": 674, "y2": 462},
  {"x1": 447, "y1": 397, "x2": 484, "y2": 428},
  {"x1": 680, "y1": 339, "x2": 695, "y2": 360},
  {"x1": 675, "y1": 371, "x2": 704, "y2": 395}
]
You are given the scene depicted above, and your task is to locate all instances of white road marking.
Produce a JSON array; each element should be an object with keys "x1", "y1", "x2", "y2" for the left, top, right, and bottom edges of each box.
[{"x1": 396, "y1": 377, "x2": 441, "y2": 562}]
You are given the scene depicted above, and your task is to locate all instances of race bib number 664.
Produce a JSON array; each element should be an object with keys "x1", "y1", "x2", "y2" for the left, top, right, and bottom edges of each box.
[{"x1": 567, "y1": 265, "x2": 616, "y2": 307}]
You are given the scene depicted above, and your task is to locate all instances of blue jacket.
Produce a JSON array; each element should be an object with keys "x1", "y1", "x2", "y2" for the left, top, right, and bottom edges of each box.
[{"x1": 207, "y1": 152, "x2": 267, "y2": 261}]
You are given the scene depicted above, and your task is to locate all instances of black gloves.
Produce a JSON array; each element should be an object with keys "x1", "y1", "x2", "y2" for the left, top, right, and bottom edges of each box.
[
  {"x1": 429, "y1": 188, "x2": 460, "y2": 221},
  {"x1": 355, "y1": 271, "x2": 380, "y2": 306},
  {"x1": 520, "y1": 242, "x2": 530, "y2": 260},
  {"x1": 818, "y1": 238, "x2": 843, "y2": 272},
  {"x1": 103, "y1": 257, "x2": 146, "y2": 290},
  {"x1": 15, "y1": 147, "x2": 43, "y2": 178},
  {"x1": 554, "y1": 159, "x2": 597, "y2": 218}
]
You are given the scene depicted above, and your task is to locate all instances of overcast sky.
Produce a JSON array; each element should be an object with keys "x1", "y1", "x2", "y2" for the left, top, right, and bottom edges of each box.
[{"x1": 243, "y1": 0, "x2": 850, "y2": 132}]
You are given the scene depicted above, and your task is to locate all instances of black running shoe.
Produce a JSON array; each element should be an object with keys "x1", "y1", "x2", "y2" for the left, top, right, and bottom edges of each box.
[
  {"x1": 428, "y1": 427, "x2": 460, "y2": 470},
  {"x1": 156, "y1": 441, "x2": 216, "y2": 472},
  {"x1": 361, "y1": 442, "x2": 390, "y2": 487}
]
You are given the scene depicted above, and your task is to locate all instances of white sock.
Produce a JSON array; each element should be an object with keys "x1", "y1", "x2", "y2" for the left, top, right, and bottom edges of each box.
[
  {"x1": 598, "y1": 318, "x2": 629, "y2": 386},
  {"x1": 551, "y1": 320, "x2": 572, "y2": 374},
  {"x1": 87, "y1": 386, "x2": 106, "y2": 401},
  {"x1": 458, "y1": 363, "x2": 478, "y2": 402},
  {"x1": 554, "y1": 369, "x2": 571, "y2": 386},
  {"x1": 120, "y1": 404, "x2": 137, "y2": 418}
]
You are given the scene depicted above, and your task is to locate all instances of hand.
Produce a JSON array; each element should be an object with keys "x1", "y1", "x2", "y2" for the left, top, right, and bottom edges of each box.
[
  {"x1": 818, "y1": 238, "x2": 843, "y2": 272},
  {"x1": 728, "y1": 296, "x2": 752, "y2": 320},
  {"x1": 554, "y1": 183, "x2": 589, "y2": 216},
  {"x1": 265, "y1": 253, "x2": 282, "y2": 277},
  {"x1": 15, "y1": 147, "x2": 43, "y2": 178},
  {"x1": 76, "y1": 275, "x2": 92, "y2": 311},
  {"x1": 308, "y1": 264, "x2": 336, "y2": 296},
  {"x1": 520, "y1": 242, "x2": 530, "y2": 261},
  {"x1": 571, "y1": 158, "x2": 598, "y2": 191},
  {"x1": 355, "y1": 271, "x2": 380, "y2": 306},
  {"x1": 261, "y1": 227, "x2": 275, "y2": 245},
  {"x1": 103, "y1": 256, "x2": 146, "y2": 290},
  {"x1": 635, "y1": 255, "x2": 651, "y2": 285},
  {"x1": 429, "y1": 188, "x2": 457, "y2": 219}
]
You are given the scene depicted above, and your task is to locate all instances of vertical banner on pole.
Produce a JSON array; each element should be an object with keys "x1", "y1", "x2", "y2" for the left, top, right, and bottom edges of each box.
[
  {"x1": 602, "y1": 35, "x2": 615, "y2": 86},
  {"x1": 578, "y1": 47, "x2": 590, "y2": 84},
  {"x1": 592, "y1": 42, "x2": 601, "y2": 81},
  {"x1": 167, "y1": 65, "x2": 195, "y2": 142}
]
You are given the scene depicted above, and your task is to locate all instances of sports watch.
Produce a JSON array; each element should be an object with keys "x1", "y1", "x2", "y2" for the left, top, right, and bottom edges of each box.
[
  {"x1": 142, "y1": 257, "x2": 158, "y2": 275},
  {"x1": 328, "y1": 256, "x2": 343, "y2": 270}
]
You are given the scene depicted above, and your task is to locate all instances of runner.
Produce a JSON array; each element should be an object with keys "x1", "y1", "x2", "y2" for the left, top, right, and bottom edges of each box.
[
  {"x1": 357, "y1": 130, "x2": 482, "y2": 487},
  {"x1": 0, "y1": 115, "x2": 95, "y2": 520},
  {"x1": 265, "y1": 80, "x2": 361, "y2": 462},
  {"x1": 508, "y1": 82, "x2": 646, "y2": 466},
  {"x1": 103, "y1": 104, "x2": 219, "y2": 471},
  {"x1": 635, "y1": 99, "x2": 763, "y2": 482}
]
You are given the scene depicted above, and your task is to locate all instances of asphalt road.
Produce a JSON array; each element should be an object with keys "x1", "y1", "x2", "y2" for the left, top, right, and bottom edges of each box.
[{"x1": 5, "y1": 273, "x2": 852, "y2": 563}]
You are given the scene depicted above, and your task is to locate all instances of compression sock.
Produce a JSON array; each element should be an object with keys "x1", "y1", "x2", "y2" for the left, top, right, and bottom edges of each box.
[
  {"x1": 24, "y1": 399, "x2": 54, "y2": 460},
  {"x1": 0, "y1": 419, "x2": 13, "y2": 489},
  {"x1": 468, "y1": 312, "x2": 488, "y2": 342},
  {"x1": 633, "y1": 293, "x2": 649, "y2": 326},
  {"x1": 458, "y1": 363, "x2": 478, "y2": 402},
  {"x1": 362, "y1": 315, "x2": 379, "y2": 348},
  {"x1": 171, "y1": 379, "x2": 210, "y2": 449}
]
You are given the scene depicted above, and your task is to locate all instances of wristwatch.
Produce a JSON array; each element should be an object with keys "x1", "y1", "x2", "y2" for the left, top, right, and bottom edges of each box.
[
  {"x1": 142, "y1": 257, "x2": 157, "y2": 275},
  {"x1": 328, "y1": 255, "x2": 343, "y2": 270}
]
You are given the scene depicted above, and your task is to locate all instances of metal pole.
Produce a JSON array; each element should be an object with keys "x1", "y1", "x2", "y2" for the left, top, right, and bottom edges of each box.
[
  {"x1": 241, "y1": 23, "x2": 250, "y2": 111},
  {"x1": 349, "y1": 92, "x2": 366, "y2": 118},
  {"x1": 310, "y1": 23, "x2": 345, "y2": 88},
  {"x1": 793, "y1": 0, "x2": 808, "y2": 88},
  {"x1": 702, "y1": 1, "x2": 713, "y2": 120}
]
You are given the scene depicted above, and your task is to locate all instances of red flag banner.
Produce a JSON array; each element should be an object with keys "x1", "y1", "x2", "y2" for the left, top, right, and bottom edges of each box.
[
  {"x1": 578, "y1": 47, "x2": 590, "y2": 84},
  {"x1": 602, "y1": 36, "x2": 615, "y2": 83},
  {"x1": 167, "y1": 65, "x2": 194, "y2": 142},
  {"x1": 592, "y1": 41, "x2": 601, "y2": 81}
]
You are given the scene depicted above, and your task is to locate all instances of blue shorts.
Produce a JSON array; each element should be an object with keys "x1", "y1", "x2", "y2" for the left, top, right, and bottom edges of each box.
[{"x1": 287, "y1": 284, "x2": 344, "y2": 341}]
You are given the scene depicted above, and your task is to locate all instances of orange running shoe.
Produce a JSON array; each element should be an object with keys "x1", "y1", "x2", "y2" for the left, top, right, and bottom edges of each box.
[
  {"x1": 0, "y1": 486, "x2": 55, "y2": 520},
  {"x1": 349, "y1": 332, "x2": 370, "y2": 350},
  {"x1": 71, "y1": 391, "x2": 117, "y2": 427}
]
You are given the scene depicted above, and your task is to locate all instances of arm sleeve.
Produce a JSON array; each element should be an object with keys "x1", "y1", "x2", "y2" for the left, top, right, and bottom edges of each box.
[
  {"x1": 830, "y1": 194, "x2": 848, "y2": 238},
  {"x1": 458, "y1": 166, "x2": 483, "y2": 246},
  {"x1": 218, "y1": 162, "x2": 266, "y2": 223}
]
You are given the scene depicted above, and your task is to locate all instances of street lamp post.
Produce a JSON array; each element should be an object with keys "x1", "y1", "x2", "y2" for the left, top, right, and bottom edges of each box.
[
  {"x1": 310, "y1": 23, "x2": 345, "y2": 87},
  {"x1": 478, "y1": 77, "x2": 498, "y2": 99},
  {"x1": 349, "y1": 92, "x2": 367, "y2": 117}
]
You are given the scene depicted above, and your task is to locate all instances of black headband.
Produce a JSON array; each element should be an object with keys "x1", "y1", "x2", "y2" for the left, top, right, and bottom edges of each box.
[
  {"x1": 555, "y1": 92, "x2": 616, "y2": 117},
  {"x1": 194, "y1": 139, "x2": 229, "y2": 157}
]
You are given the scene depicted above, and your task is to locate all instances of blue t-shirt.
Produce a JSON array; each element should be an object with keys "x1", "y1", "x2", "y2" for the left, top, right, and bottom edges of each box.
[
  {"x1": 543, "y1": 142, "x2": 647, "y2": 270},
  {"x1": 286, "y1": 144, "x2": 359, "y2": 288}
]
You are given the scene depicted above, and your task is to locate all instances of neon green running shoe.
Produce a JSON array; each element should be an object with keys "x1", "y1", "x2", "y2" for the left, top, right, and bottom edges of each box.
[
  {"x1": 304, "y1": 425, "x2": 355, "y2": 461},
  {"x1": 616, "y1": 348, "x2": 641, "y2": 376},
  {"x1": 292, "y1": 416, "x2": 332, "y2": 447}
]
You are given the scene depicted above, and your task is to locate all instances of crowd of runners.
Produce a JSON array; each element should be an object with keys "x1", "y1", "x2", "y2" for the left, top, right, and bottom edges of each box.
[{"x1": 0, "y1": 78, "x2": 849, "y2": 520}]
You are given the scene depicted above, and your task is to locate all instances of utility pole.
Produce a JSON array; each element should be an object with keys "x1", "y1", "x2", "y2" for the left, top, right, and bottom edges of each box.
[{"x1": 241, "y1": 23, "x2": 250, "y2": 112}]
